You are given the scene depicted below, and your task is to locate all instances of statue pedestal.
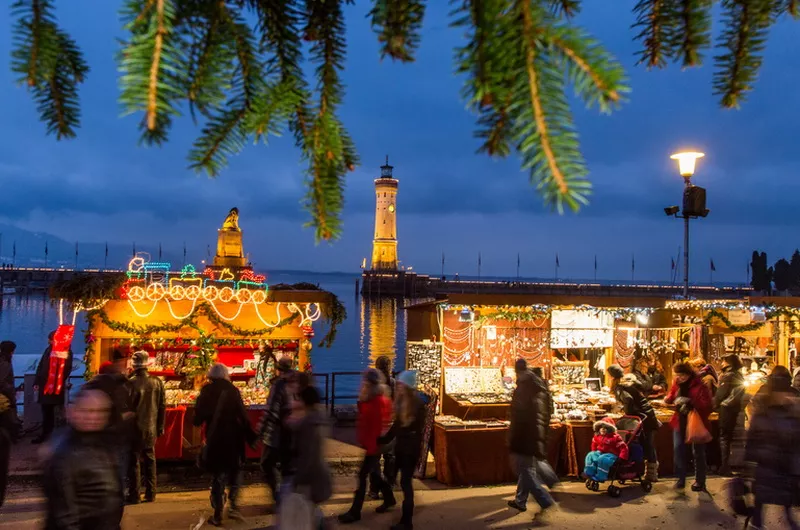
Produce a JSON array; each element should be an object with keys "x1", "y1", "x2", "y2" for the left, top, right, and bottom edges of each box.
[{"x1": 214, "y1": 230, "x2": 246, "y2": 269}]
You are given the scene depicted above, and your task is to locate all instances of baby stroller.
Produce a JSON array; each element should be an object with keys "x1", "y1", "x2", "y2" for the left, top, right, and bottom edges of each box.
[{"x1": 585, "y1": 415, "x2": 653, "y2": 497}]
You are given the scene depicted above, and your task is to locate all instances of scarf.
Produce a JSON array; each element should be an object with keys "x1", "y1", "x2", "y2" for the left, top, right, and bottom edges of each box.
[{"x1": 43, "y1": 349, "x2": 68, "y2": 396}]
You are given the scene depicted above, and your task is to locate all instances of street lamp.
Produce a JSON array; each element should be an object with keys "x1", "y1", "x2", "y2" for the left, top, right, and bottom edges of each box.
[{"x1": 665, "y1": 151, "x2": 709, "y2": 298}]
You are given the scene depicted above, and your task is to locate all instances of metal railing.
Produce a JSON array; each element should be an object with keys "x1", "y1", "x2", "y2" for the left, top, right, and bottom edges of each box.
[
  {"x1": 329, "y1": 371, "x2": 363, "y2": 413},
  {"x1": 13, "y1": 375, "x2": 84, "y2": 407}
]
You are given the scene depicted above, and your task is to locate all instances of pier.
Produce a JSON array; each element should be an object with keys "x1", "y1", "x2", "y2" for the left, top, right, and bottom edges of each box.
[
  {"x1": 0, "y1": 267, "x2": 122, "y2": 295},
  {"x1": 360, "y1": 269, "x2": 754, "y2": 300}
]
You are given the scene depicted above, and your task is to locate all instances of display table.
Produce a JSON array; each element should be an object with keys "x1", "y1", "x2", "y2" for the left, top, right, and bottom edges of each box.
[
  {"x1": 434, "y1": 424, "x2": 566, "y2": 486},
  {"x1": 433, "y1": 419, "x2": 721, "y2": 486},
  {"x1": 441, "y1": 394, "x2": 510, "y2": 421},
  {"x1": 157, "y1": 405, "x2": 267, "y2": 461}
]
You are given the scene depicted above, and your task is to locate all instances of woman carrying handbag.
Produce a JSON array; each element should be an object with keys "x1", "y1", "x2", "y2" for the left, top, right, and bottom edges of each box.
[{"x1": 664, "y1": 360, "x2": 713, "y2": 492}]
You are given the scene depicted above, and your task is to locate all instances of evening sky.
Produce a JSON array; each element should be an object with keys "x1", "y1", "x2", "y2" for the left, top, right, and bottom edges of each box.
[{"x1": 0, "y1": 2, "x2": 797, "y2": 282}]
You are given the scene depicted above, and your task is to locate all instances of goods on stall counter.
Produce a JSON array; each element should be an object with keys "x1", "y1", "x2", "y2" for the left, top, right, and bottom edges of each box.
[
  {"x1": 165, "y1": 389, "x2": 199, "y2": 406},
  {"x1": 434, "y1": 415, "x2": 509, "y2": 430},
  {"x1": 448, "y1": 392, "x2": 512, "y2": 405},
  {"x1": 551, "y1": 388, "x2": 617, "y2": 424}
]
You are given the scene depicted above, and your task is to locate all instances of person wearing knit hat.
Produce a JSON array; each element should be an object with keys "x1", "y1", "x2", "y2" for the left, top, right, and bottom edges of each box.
[
  {"x1": 339, "y1": 368, "x2": 395, "y2": 524},
  {"x1": 584, "y1": 417, "x2": 629, "y2": 482},
  {"x1": 132, "y1": 351, "x2": 150, "y2": 371},
  {"x1": 372, "y1": 370, "x2": 427, "y2": 530},
  {"x1": 396, "y1": 370, "x2": 417, "y2": 390},
  {"x1": 606, "y1": 364, "x2": 624, "y2": 380},
  {"x1": 127, "y1": 350, "x2": 165, "y2": 503}
]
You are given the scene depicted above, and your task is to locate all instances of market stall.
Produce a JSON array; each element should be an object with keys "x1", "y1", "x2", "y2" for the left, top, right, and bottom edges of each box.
[
  {"x1": 405, "y1": 294, "x2": 734, "y2": 486},
  {"x1": 54, "y1": 254, "x2": 343, "y2": 462}
]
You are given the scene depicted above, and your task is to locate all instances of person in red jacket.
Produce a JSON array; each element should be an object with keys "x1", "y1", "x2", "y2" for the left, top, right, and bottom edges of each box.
[
  {"x1": 339, "y1": 369, "x2": 395, "y2": 524},
  {"x1": 664, "y1": 360, "x2": 713, "y2": 492},
  {"x1": 584, "y1": 418, "x2": 629, "y2": 482}
]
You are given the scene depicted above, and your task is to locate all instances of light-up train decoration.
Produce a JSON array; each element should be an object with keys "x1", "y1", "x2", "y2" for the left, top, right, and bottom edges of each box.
[{"x1": 121, "y1": 255, "x2": 321, "y2": 327}]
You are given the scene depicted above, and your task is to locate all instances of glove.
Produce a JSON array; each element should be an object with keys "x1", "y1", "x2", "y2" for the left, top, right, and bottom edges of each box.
[{"x1": 674, "y1": 397, "x2": 691, "y2": 406}]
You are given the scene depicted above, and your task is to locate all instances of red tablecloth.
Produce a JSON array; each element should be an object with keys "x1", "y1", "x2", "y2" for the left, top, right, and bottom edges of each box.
[
  {"x1": 155, "y1": 407, "x2": 186, "y2": 460},
  {"x1": 246, "y1": 409, "x2": 264, "y2": 459}
]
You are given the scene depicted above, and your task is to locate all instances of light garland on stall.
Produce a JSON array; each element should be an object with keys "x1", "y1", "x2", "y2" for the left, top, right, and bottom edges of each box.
[{"x1": 442, "y1": 303, "x2": 654, "y2": 323}]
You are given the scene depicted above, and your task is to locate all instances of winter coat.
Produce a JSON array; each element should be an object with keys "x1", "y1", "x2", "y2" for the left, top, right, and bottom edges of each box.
[
  {"x1": 745, "y1": 392, "x2": 800, "y2": 507},
  {"x1": 591, "y1": 418, "x2": 629, "y2": 459},
  {"x1": 128, "y1": 369, "x2": 166, "y2": 448},
  {"x1": 35, "y1": 346, "x2": 74, "y2": 406},
  {"x1": 290, "y1": 407, "x2": 332, "y2": 504},
  {"x1": 632, "y1": 369, "x2": 653, "y2": 395},
  {"x1": 0, "y1": 356, "x2": 19, "y2": 440},
  {"x1": 697, "y1": 365, "x2": 719, "y2": 397},
  {"x1": 259, "y1": 374, "x2": 293, "y2": 449},
  {"x1": 664, "y1": 374, "x2": 713, "y2": 432},
  {"x1": 713, "y1": 367, "x2": 746, "y2": 435},
  {"x1": 43, "y1": 429, "x2": 123, "y2": 530},
  {"x1": 509, "y1": 370, "x2": 551, "y2": 459},
  {"x1": 381, "y1": 391, "x2": 427, "y2": 461},
  {"x1": 194, "y1": 378, "x2": 256, "y2": 473},
  {"x1": 613, "y1": 374, "x2": 659, "y2": 432},
  {"x1": 357, "y1": 394, "x2": 391, "y2": 456},
  {"x1": 83, "y1": 372, "x2": 134, "y2": 447}
]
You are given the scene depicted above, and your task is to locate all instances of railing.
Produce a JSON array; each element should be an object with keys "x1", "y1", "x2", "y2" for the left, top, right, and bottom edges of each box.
[
  {"x1": 329, "y1": 371, "x2": 363, "y2": 413},
  {"x1": 13, "y1": 375, "x2": 85, "y2": 407},
  {"x1": 311, "y1": 373, "x2": 329, "y2": 406}
]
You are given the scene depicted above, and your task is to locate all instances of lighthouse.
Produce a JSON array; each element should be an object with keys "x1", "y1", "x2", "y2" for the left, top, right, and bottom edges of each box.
[{"x1": 370, "y1": 156, "x2": 399, "y2": 271}]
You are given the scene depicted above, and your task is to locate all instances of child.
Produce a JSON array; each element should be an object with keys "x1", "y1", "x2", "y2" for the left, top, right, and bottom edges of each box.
[{"x1": 584, "y1": 417, "x2": 629, "y2": 482}]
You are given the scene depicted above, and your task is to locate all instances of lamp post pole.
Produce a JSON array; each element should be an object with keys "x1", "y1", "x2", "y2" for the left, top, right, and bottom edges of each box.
[
  {"x1": 667, "y1": 151, "x2": 706, "y2": 299},
  {"x1": 683, "y1": 176, "x2": 691, "y2": 299}
]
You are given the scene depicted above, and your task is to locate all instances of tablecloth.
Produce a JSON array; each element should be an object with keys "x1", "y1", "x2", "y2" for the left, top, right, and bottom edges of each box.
[{"x1": 155, "y1": 407, "x2": 186, "y2": 460}]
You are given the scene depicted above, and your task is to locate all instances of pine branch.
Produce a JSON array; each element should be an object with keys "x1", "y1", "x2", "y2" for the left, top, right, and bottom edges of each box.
[
  {"x1": 369, "y1": 0, "x2": 427, "y2": 62},
  {"x1": 188, "y1": 106, "x2": 248, "y2": 176},
  {"x1": 451, "y1": 0, "x2": 516, "y2": 158},
  {"x1": 549, "y1": 0, "x2": 581, "y2": 18},
  {"x1": 671, "y1": 0, "x2": 713, "y2": 67},
  {"x1": 773, "y1": 0, "x2": 800, "y2": 18},
  {"x1": 302, "y1": 0, "x2": 352, "y2": 241},
  {"x1": 119, "y1": 0, "x2": 184, "y2": 145},
  {"x1": 11, "y1": 0, "x2": 88, "y2": 139},
  {"x1": 632, "y1": 0, "x2": 679, "y2": 68},
  {"x1": 546, "y1": 25, "x2": 628, "y2": 113},
  {"x1": 181, "y1": 4, "x2": 235, "y2": 122},
  {"x1": 713, "y1": 0, "x2": 774, "y2": 109}
]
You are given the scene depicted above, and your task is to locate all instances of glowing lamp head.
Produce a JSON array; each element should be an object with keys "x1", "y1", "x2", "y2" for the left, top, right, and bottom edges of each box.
[{"x1": 670, "y1": 151, "x2": 705, "y2": 178}]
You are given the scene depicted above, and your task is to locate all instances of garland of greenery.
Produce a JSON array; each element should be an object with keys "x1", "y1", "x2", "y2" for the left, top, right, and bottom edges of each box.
[{"x1": 703, "y1": 307, "x2": 800, "y2": 333}]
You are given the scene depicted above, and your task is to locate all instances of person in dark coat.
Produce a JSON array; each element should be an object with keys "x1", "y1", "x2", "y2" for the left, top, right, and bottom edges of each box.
[
  {"x1": 648, "y1": 360, "x2": 668, "y2": 396},
  {"x1": 607, "y1": 364, "x2": 660, "y2": 481},
  {"x1": 83, "y1": 349, "x2": 134, "y2": 504},
  {"x1": 194, "y1": 363, "x2": 256, "y2": 526},
  {"x1": 370, "y1": 355, "x2": 397, "y2": 499},
  {"x1": 664, "y1": 361, "x2": 713, "y2": 491},
  {"x1": 33, "y1": 331, "x2": 74, "y2": 444},
  {"x1": 376, "y1": 370, "x2": 426, "y2": 530},
  {"x1": 286, "y1": 385, "x2": 332, "y2": 529},
  {"x1": 713, "y1": 354, "x2": 747, "y2": 476},
  {"x1": 43, "y1": 388, "x2": 123, "y2": 530},
  {"x1": 507, "y1": 359, "x2": 555, "y2": 520},
  {"x1": 127, "y1": 351, "x2": 165, "y2": 504},
  {"x1": 745, "y1": 365, "x2": 800, "y2": 530},
  {"x1": 258, "y1": 357, "x2": 295, "y2": 507},
  {"x1": 0, "y1": 341, "x2": 19, "y2": 508}
]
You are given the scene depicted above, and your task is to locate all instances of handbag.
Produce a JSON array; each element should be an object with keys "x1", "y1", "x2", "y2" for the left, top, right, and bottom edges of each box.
[
  {"x1": 196, "y1": 390, "x2": 227, "y2": 471},
  {"x1": 278, "y1": 492, "x2": 315, "y2": 530},
  {"x1": 685, "y1": 410, "x2": 712, "y2": 444}
]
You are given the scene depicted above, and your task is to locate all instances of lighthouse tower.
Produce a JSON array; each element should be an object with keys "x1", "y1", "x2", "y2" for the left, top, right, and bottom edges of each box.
[{"x1": 370, "y1": 156, "x2": 399, "y2": 271}]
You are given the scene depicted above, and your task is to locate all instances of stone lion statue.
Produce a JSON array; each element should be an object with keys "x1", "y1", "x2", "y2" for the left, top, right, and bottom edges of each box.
[{"x1": 221, "y1": 207, "x2": 240, "y2": 231}]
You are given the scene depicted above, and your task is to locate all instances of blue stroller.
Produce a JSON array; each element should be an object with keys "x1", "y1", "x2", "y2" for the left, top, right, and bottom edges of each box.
[{"x1": 584, "y1": 415, "x2": 653, "y2": 497}]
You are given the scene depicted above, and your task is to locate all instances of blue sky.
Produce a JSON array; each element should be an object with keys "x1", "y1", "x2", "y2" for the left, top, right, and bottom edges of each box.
[{"x1": 0, "y1": 2, "x2": 797, "y2": 281}]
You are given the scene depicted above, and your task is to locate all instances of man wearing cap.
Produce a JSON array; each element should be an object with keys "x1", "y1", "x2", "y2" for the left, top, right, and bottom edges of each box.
[
  {"x1": 128, "y1": 351, "x2": 165, "y2": 503},
  {"x1": 507, "y1": 359, "x2": 556, "y2": 521},
  {"x1": 258, "y1": 356, "x2": 295, "y2": 507}
]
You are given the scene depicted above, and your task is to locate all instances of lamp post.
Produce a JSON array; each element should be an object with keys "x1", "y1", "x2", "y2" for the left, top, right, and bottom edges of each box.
[{"x1": 664, "y1": 151, "x2": 708, "y2": 298}]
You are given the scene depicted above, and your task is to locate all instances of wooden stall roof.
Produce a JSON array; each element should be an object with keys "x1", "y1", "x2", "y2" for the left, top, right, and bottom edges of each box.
[{"x1": 407, "y1": 293, "x2": 668, "y2": 310}]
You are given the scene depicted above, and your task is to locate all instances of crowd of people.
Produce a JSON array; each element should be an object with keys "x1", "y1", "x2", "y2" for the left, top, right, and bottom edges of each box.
[{"x1": 5, "y1": 329, "x2": 800, "y2": 529}]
